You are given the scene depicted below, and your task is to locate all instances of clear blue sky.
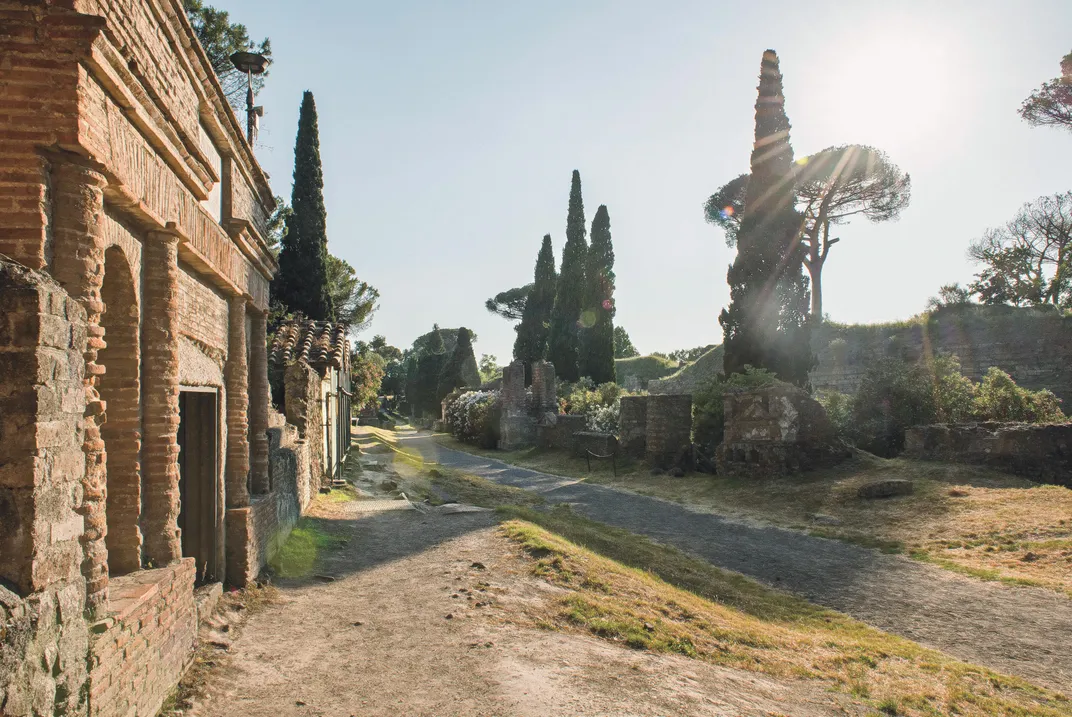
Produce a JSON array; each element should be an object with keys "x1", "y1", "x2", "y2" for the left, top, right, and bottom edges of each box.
[{"x1": 227, "y1": 0, "x2": 1072, "y2": 361}]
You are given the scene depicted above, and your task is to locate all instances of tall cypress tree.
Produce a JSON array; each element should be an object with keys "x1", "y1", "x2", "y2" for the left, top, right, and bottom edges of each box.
[
  {"x1": 719, "y1": 50, "x2": 813, "y2": 385},
  {"x1": 579, "y1": 205, "x2": 616, "y2": 384},
  {"x1": 513, "y1": 234, "x2": 557, "y2": 380},
  {"x1": 273, "y1": 91, "x2": 333, "y2": 320},
  {"x1": 438, "y1": 327, "x2": 480, "y2": 398},
  {"x1": 548, "y1": 170, "x2": 587, "y2": 382}
]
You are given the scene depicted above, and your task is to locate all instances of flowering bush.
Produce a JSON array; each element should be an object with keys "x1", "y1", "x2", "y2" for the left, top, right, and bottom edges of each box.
[
  {"x1": 445, "y1": 390, "x2": 502, "y2": 448},
  {"x1": 587, "y1": 402, "x2": 620, "y2": 433},
  {"x1": 557, "y1": 379, "x2": 624, "y2": 434}
]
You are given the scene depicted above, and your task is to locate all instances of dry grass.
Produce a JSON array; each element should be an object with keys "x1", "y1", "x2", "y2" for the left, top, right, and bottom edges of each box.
[
  {"x1": 442, "y1": 434, "x2": 1072, "y2": 597},
  {"x1": 499, "y1": 509, "x2": 1071, "y2": 717}
]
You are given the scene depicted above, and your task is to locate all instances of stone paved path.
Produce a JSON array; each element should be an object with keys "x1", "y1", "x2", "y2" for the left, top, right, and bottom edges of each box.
[{"x1": 398, "y1": 430, "x2": 1072, "y2": 693}]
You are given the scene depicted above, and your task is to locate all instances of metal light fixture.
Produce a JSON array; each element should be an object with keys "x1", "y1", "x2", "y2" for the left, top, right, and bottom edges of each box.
[{"x1": 229, "y1": 50, "x2": 270, "y2": 146}]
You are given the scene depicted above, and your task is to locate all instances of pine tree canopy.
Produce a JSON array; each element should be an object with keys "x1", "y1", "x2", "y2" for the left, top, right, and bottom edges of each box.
[
  {"x1": 579, "y1": 205, "x2": 616, "y2": 384},
  {"x1": 719, "y1": 50, "x2": 814, "y2": 386},
  {"x1": 548, "y1": 170, "x2": 588, "y2": 382},
  {"x1": 513, "y1": 234, "x2": 558, "y2": 378},
  {"x1": 273, "y1": 91, "x2": 334, "y2": 321}
]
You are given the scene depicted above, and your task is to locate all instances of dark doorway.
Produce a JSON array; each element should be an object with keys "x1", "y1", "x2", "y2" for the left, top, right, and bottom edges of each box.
[{"x1": 178, "y1": 390, "x2": 219, "y2": 584}]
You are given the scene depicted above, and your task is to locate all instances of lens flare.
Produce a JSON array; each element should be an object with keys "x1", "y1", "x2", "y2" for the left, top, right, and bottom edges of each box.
[
  {"x1": 720, "y1": 206, "x2": 735, "y2": 220},
  {"x1": 579, "y1": 309, "x2": 597, "y2": 329}
]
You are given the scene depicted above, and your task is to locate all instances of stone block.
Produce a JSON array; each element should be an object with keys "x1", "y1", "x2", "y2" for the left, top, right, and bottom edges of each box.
[
  {"x1": 572, "y1": 431, "x2": 617, "y2": 458},
  {"x1": 645, "y1": 394, "x2": 692, "y2": 467},
  {"x1": 618, "y1": 395, "x2": 647, "y2": 458}
]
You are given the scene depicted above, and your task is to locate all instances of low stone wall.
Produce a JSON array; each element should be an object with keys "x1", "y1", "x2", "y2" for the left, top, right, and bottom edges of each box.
[
  {"x1": 572, "y1": 432, "x2": 618, "y2": 458},
  {"x1": 904, "y1": 422, "x2": 1072, "y2": 487},
  {"x1": 716, "y1": 384, "x2": 849, "y2": 477},
  {"x1": 538, "y1": 414, "x2": 589, "y2": 451},
  {"x1": 619, "y1": 396, "x2": 648, "y2": 458},
  {"x1": 646, "y1": 394, "x2": 692, "y2": 467},
  {"x1": 88, "y1": 559, "x2": 198, "y2": 717}
]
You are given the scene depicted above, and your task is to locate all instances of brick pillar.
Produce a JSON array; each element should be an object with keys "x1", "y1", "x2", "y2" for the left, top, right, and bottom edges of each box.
[
  {"x1": 50, "y1": 161, "x2": 110, "y2": 615},
  {"x1": 142, "y1": 231, "x2": 183, "y2": 567},
  {"x1": 226, "y1": 295, "x2": 250, "y2": 507},
  {"x1": 249, "y1": 304, "x2": 270, "y2": 494}
]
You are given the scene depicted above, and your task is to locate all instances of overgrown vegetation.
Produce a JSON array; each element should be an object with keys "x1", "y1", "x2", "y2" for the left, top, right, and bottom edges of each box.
[
  {"x1": 819, "y1": 355, "x2": 1064, "y2": 456},
  {"x1": 692, "y1": 366, "x2": 778, "y2": 452},
  {"x1": 498, "y1": 512, "x2": 1070, "y2": 716},
  {"x1": 443, "y1": 390, "x2": 502, "y2": 448}
]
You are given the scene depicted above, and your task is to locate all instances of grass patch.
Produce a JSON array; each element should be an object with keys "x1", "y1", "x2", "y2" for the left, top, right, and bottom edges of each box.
[
  {"x1": 498, "y1": 509, "x2": 1071, "y2": 716},
  {"x1": 269, "y1": 519, "x2": 348, "y2": 579}
]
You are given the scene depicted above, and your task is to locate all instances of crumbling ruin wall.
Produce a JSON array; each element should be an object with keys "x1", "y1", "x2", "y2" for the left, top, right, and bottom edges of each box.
[
  {"x1": 0, "y1": 261, "x2": 90, "y2": 716},
  {"x1": 645, "y1": 394, "x2": 692, "y2": 467},
  {"x1": 618, "y1": 395, "x2": 648, "y2": 458},
  {"x1": 716, "y1": 384, "x2": 849, "y2": 477},
  {"x1": 499, "y1": 361, "x2": 535, "y2": 450},
  {"x1": 904, "y1": 422, "x2": 1072, "y2": 487},
  {"x1": 285, "y1": 359, "x2": 324, "y2": 493}
]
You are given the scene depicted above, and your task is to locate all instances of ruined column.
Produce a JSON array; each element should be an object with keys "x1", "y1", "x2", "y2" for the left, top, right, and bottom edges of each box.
[
  {"x1": 50, "y1": 160, "x2": 110, "y2": 615},
  {"x1": 141, "y1": 230, "x2": 183, "y2": 567},
  {"x1": 248, "y1": 304, "x2": 271, "y2": 494},
  {"x1": 226, "y1": 295, "x2": 250, "y2": 507}
]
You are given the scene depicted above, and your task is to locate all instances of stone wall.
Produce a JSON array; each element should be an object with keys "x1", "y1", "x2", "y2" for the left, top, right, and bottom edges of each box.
[
  {"x1": 618, "y1": 396, "x2": 648, "y2": 458},
  {"x1": 573, "y1": 432, "x2": 618, "y2": 458},
  {"x1": 537, "y1": 414, "x2": 589, "y2": 451},
  {"x1": 88, "y1": 560, "x2": 198, "y2": 717},
  {"x1": 645, "y1": 394, "x2": 692, "y2": 467},
  {"x1": 904, "y1": 422, "x2": 1072, "y2": 487},
  {"x1": 716, "y1": 385, "x2": 849, "y2": 477},
  {"x1": 0, "y1": 261, "x2": 90, "y2": 716}
]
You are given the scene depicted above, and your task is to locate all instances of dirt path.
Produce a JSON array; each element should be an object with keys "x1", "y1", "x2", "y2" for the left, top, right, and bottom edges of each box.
[
  {"x1": 189, "y1": 493, "x2": 862, "y2": 716},
  {"x1": 397, "y1": 429, "x2": 1072, "y2": 693}
]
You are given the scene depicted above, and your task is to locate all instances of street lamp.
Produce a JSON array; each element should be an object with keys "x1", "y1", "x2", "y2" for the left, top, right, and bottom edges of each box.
[{"x1": 229, "y1": 50, "x2": 269, "y2": 146}]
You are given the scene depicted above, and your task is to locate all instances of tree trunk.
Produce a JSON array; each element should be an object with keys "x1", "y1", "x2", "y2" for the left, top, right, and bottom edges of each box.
[{"x1": 809, "y1": 262, "x2": 822, "y2": 323}]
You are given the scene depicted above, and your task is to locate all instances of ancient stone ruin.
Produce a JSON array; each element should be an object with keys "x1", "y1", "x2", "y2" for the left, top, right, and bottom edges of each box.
[
  {"x1": 499, "y1": 359, "x2": 558, "y2": 449},
  {"x1": 905, "y1": 422, "x2": 1072, "y2": 487},
  {"x1": 715, "y1": 384, "x2": 850, "y2": 477}
]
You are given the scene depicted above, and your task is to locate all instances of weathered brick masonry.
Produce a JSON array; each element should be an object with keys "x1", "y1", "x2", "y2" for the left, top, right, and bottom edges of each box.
[{"x1": 0, "y1": 1, "x2": 339, "y2": 715}]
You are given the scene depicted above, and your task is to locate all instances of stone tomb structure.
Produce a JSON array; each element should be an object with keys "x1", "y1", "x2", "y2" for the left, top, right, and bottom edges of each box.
[
  {"x1": 0, "y1": 2, "x2": 331, "y2": 715},
  {"x1": 715, "y1": 384, "x2": 850, "y2": 477},
  {"x1": 499, "y1": 360, "x2": 558, "y2": 449}
]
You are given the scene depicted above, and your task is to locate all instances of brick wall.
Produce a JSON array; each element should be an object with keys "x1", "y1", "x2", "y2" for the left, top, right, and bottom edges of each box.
[
  {"x1": 537, "y1": 414, "x2": 588, "y2": 451},
  {"x1": 177, "y1": 262, "x2": 229, "y2": 353},
  {"x1": 88, "y1": 559, "x2": 198, "y2": 717}
]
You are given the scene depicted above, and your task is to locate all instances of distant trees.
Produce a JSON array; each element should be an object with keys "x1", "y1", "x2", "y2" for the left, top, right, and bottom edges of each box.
[
  {"x1": 183, "y1": 0, "x2": 271, "y2": 113},
  {"x1": 707, "y1": 144, "x2": 911, "y2": 321},
  {"x1": 667, "y1": 345, "x2": 715, "y2": 364},
  {"x1": 1019, "y1": 51, "x2": 1072, "y2": 135},
  {"x1": 273, "y1": 91, "x2": 333, "y2": 321},
  {"x1": 513, "y1": 234, "x2": 558, "y2": 376},
  {"x1": 719, "y1": 50, "x2": 814, "y2": 385},
  {"x1": 478, "y1": 354, "x2": 502, "y2": 383},
  {"x1": 413, "y1": 325, "x2": 448, "y2": 416},
  {"x1": 613, "y1": 326, "x2": 639, "y2": 358},
  {"x1": 968, "y1": 192, "x2": 1072, "y2": 307},
  {"x1": 578, "y1": 205, "x2": 616, "y2": 384},
  {"x1": 548, "y1": 171, "x2": 588, "y2": 382},
  {"x1": 350, "y1": 349, "x2": 385, "y2": 412}
]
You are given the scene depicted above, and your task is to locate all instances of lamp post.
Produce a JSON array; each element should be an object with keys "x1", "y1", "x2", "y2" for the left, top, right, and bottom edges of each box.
[{"x1": 229, "y1": 50, "x2": 269, "y2": 146}]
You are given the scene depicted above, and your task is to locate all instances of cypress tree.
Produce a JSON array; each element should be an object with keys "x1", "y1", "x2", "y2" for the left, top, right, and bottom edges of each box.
[
  {"x1": 513, "y1": 234, "x2": 557, "y2": 380},
  {"x1": 719, "y1": 50, "x2": 813, "y2": 385},
  {"x1": 579, "y1": 205, "x2": 616, "y2": 383},
  {"x1": 438, "y1": 327, "x2": 480, "y2": 399},
  {"x1": 548, "y1": 170, "x2": 587, "y2": 382},
  {"x1": 415, "y1": 324, "x2": 447, "y2": 416},
  {"x1": 273, "y1": 91, "x2": 333, "y2": 320}
]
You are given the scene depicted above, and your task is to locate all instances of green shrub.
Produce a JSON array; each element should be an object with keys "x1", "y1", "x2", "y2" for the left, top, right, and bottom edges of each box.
[
  {"x1": 973, "y1": 367, "x2": 1064, "y2": 422},
  {"x1": 557, "y1": 379, "x2": 625, "y2": 433},
  {"x1": 848, "y1": 358, "x2": 936, "y2": 457},
  {"x1": 816, "y1": 390, "x2": 853, "y2": 439},
  {"x1": 692, "y1": 366, "x2": 778, "y2": 451}
]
